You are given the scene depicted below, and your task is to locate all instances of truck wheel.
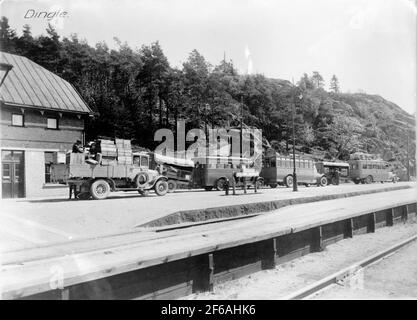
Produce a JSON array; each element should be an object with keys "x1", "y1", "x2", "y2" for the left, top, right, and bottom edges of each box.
[
  {"x1": 215, "y1": 178, "x2": 226, "y2": 191},
  {"x1": 154, "y1": 180, "x2": 169, "y2": 196},
  {"x1": 269, "y1": 183, "x2": 278, "y2": 188},
  {"x1": 204, "y1": 186, "x2": 213, "y2": 191},
  {"x1": 353, "y1": 180, "x2": 360, "y2": 184},
  {"x1": 365, "y1": 175, "x2": 373, "y2": 184},
  {"x1": 135, "y1": 172, "x2": 149, "y2": 188},
  {"x1": 284, "y1": 175, "x2": 293, "y2": 188},
  {"x1": 167, "y1": 180, "x2": 177, "y2": 193},
  {"x1": 90, "y1": 180, "x2": 110, "y2": 200},
  {"x1": 319, "y1": 176, "x2": 328, "y2": 187}
]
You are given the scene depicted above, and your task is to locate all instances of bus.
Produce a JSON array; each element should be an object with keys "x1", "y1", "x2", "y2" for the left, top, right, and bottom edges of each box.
[
  {"x1": 192, "y1": 156, "x2": 258, "y2": 191},
  {"x1": 348, "y1": 159, "x2": 392, "y2": 184},
  {"x1": 260, "y1": 149, "x2": 327, "y2": 188},
  {"x1": 315, "y1": 161, "x2": 350, "y2": 185},
  {"x1": 348, "y1": 153, "x2": 393, "y2": 184}
]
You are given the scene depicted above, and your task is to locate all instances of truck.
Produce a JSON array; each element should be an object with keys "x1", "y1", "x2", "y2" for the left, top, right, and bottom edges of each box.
[
  {"x1": 152, "y1": 153, "x2": 194, "y2": 192},
  {"x1": 314, "y1": 161, "x2": 350, "y2": 185},
  {"x1": 51, "y1": 140, "x2": 169, "y2": 200}
]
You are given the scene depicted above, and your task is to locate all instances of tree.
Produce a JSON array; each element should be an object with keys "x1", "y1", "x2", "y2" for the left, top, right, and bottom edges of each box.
[
  {"x1": 328, "y1": 115, "x2": 364, "y2": 159},
  {"x1": 137, "y1": 41, "x2": 170, "y2": 144},
  {"x1": 329, "y1": 75, "x2": 340, "y2": 93},
  {"x1": 182, "y1": 50, "x2": 210, "y2": 130},
  {"x1": 0, "y1": 16, "x2": 17, "y2": 53},
  {"x1": 311, "y1": 71, "x2": 324, "y2": 89},
  {"x1": 297, "y1": 73, "x2": 315, "y2": 90}
]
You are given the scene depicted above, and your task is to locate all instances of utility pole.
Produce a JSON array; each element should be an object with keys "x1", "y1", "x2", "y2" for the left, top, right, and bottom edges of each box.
[
  {"x1": 240, "y1": 95, "x2": 244, "y2": 159},
  {"x1": 406, "y1": 133, "x2": 410, "y2": 181},
  {"x1": 292, "y1": 87, "x2": 298, "y2": 191}
]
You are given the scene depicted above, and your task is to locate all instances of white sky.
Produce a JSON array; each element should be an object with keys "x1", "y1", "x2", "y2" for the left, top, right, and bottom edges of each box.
[{"x1": 1, "y1": 0, "x2": 416, "y2": 114}]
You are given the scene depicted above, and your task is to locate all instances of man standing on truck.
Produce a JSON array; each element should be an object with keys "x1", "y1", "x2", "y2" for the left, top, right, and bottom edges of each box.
[{"x1": 72, "y1": 140, "x2": 84, "y2": 153}]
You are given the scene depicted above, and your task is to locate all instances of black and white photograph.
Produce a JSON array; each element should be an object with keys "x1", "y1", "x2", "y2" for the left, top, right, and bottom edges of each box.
[{"x1": 0, "y1": 0, "x2": 416, "y2": 305}]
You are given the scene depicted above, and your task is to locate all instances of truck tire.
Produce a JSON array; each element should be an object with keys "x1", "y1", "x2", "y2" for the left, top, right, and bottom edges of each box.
[
  {"x1": 154, "y1": 180, "x2": 169, "y2": 196},
  {"x1": 284, "y1": 175, "x2": 293, "y2": 188},
  {"x1": 135, "y1": 172, "x2": 149, "y2": 187},
  {"x1": 90, "y1": 179, "x2": 110, "y2": 200},
  {"x1": 319, "y1": 176, "x2": 328, "y2": 187},
  {"x1": 365, "y1": 175, "x2": 373, "y2": 184},
  {"x1": 167, "y1": 180, "x2": 177, "y2": 193},
  {"x1": 204, "y1": 186, "x2": 213, "y2": 191},
  {"x1": 269, "y1": 183, "x2": 278, "y2": 188}
]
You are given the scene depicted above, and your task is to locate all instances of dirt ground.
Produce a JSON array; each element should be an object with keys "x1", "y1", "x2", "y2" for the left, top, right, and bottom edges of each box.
[{"x1": 183, "y1": 218, "x2": 417, "y2": 300}]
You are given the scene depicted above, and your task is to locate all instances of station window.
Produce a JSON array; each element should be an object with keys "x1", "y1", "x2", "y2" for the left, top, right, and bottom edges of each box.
[
  {"x1": 47, "y1": 118, "x2": 59, "y2": 130},
  {"x1": 44, "y1": 152, "x2": 56, "y2": 183},
  {"x1": 12, "y1": 114, "x2": 24, "y2": 127}
]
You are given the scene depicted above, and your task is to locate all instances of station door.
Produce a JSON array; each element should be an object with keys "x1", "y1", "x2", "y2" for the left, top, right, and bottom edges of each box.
[{"x1": 2, "y1": 150, "x2": 25, "y2": 198}]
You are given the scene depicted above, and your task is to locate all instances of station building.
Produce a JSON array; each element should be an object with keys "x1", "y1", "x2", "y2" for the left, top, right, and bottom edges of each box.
[{"x1": 0, "y1": 51, "x2": 93, "y2": 198}]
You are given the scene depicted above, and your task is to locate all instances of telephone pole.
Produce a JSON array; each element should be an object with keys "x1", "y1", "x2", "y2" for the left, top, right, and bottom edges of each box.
[
  {"x1": 292, "y1": 98, "x2": 298, "y2": 191},
  {"x1": 406, "y1": 134, "x2": 410, "y2": 181},
  {"x1": 240, "y1": 95, "x2": 244, "y2": 159}
]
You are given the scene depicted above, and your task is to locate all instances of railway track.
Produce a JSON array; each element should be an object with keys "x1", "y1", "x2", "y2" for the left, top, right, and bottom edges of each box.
[{"x1": 283, "y1": 234, "x2": 417, "y2": 300}]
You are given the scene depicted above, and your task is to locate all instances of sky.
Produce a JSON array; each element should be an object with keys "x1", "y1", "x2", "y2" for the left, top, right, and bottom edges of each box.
[{"x1": 1, "y1": 0, "x2": 416, "y2": 115}]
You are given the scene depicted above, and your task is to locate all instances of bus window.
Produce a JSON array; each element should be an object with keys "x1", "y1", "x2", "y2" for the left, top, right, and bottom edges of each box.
[{"x1": 362, "y1": 164, "x2": 367, "y2": 169}]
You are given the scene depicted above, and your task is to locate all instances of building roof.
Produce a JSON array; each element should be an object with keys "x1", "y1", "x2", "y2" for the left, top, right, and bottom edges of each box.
[{"x1": 0, "y1": 51, "x2": 93, "y2": 114}]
